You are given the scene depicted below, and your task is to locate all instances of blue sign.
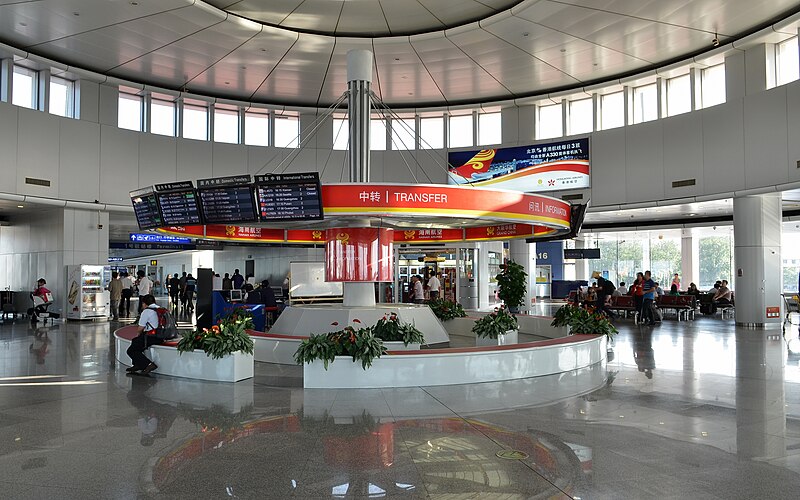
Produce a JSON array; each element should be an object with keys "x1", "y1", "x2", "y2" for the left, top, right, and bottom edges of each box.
[
  {"x1": 108, "y1": 257, "x2": 123, "y2": 262},
  {"x1": 536, "y1": 241, "x2": 564, "y2": 281},
  {"x1": 129, "y1": 233, "x2": 191, "y2": 244}
]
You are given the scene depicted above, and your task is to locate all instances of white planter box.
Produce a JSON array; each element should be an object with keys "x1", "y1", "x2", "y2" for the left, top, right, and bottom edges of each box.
[
  {"x1": 476, "y1": 329, "x2": 518, "y2": 347},
  {"x1": 151, "y1": 347, "x2": 254, "y2": 383},
  {"x1": 383, "y1": 341, "x2": 421, "y2": 351}
]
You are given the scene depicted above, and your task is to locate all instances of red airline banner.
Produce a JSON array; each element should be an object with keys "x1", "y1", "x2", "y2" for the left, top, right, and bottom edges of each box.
[
  {"x1": 205, "y1": 225, "x2": 284, "y2": 242},
  {"x1": 286, "y1": 229, "x2": 325, "y2": 244},
  {"x1": 321, "y1": 183, "x2": 571, "y2": 228},
  {"x1": 465, "y1": 223, "x2": 536, "y2": 241},
  {"x1": 394, "y1": 228, "x2": 464, "y2": 243}
]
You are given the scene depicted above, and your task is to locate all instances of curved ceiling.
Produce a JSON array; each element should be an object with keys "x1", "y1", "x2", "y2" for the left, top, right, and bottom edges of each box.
[
  {"x1": 205, "y1": 0, "x2": 525, "y2": 36},
  {"x1": 0, "y1": 0, "x2": 798, "y2": 107}
]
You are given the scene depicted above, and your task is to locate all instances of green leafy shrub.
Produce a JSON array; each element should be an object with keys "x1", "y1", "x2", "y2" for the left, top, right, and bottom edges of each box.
[
  {"x1": 294, "y1": 320, "x2": 388, "y2": 370},
  {"x1": 177, "y1": 307, "x2": 255, "y2": 359},
  {"x1": 550, "y1": 304, "x2": 618, "y2": 339},
  {"x1": 371, "y1": 313, "x2": 425, "y2": 346},
  {"x1": 428, "y1": 299, "x2": 467, "y2": 321},
  {"x1": 495, "y1": 260, "x2": 528, "y2": 310},
  {"x1": 472, "y1": 306, "x2": 518, "y2": 339}
]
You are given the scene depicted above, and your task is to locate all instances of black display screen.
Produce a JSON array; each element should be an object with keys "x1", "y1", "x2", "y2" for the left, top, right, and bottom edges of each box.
[
  {"x1": 254, "y1": 172, "x2": 323, "y2": 222},
  {"x1": 564, "y1": 248, "x2": 600, "y2": 260},
  {"x1": 155, "y1": 181, "x2": 202, "y2": 225},
  {"x1": 197, "y1": 175, "x2": 257, "y2": 223},
  {"x1": 130, "y1": 188, "x2": 163, "y2": 230}
]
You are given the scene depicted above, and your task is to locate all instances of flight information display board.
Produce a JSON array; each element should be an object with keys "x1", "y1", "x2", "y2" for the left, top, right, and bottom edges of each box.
[
  {"x1": 197, "y1": 175, "x2": 257, "y2": 224},
  {"x1": 155, "y1": 181, "x2": 202, "y2": 226},
  {"x1": 130, "y1": 187, "x2": 163, "y2": 230},
  {"x1": 254, "y1": 172, "x2": 323, "y2": 222}
]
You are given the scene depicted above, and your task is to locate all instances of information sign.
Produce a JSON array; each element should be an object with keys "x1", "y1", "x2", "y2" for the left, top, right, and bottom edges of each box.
[
  {"x1": 155, "y1": 181, "x2": 202, "y2": 226},
  {"x1": 197, "y1": 175, "x2": 257, "y2": 223},
  {"x1": 130, "y1": 187, "x2": 163, "y2": 230},
  {"x1": 254, "y1": 172, "x2": 323, "y2": 222}
]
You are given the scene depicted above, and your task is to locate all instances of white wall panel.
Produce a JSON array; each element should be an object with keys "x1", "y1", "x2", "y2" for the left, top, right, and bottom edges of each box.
[
  {"x1": 702, "y1": 99, "x2": 745, "y2": 194},
  {"x1": 744, "y1": 87, "x2": 789, "y2": 189},
  {"x1": 212, "y1": 142, "x2": 248, "y2": 177},
  {"x1": 590, "y1": 127, "x2": 626, "y2": 206},
  {"x1": 662, "y1": 112, "x2": 704, "y2": 198},
  {"x1": 318, "y1": 150, "x2": 347, "y2": 183},
  {"x1": 16, "y1": 108, "x2": 60, "y2": 197},
  {"x1": 787, "y1": 81, "x2": 800, "y2": 182},
  {"x1": 138, "y1": 134, "x2": 177, "y2": 187},
  {"x1": 59, "y1": 119, "x2": 101, "y2": 201},
  {"x1": 100, "y1": 125, "x2": 140, "y2": 206},
  {"x1": 177, "y1": 139, "x2": 212, "y2": 181},
  {"x1": 0, "y1": 102, "x2": 18, "y2": 193},
  {"x1": 625, "y1": 121, "x2": 664, "y2": 203}
]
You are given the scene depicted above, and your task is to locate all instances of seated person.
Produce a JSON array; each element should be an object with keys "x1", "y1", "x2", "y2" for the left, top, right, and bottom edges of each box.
[
  {"x1": 686, "y1": 283, "x2": 700, "y2": 295},
  {"x1": 708, "y1": 281, "x2": 721, "y2": 293},
  {"x1": 713, "y1": 280, "x2": 733, "y2": 305},
  {"x1": 614, "y1": 282, "x2": 626, "y2": 297},
  {"x1": 654, "y1": 282, "x2": 665, "y2": 297},
  {"x1": 584, "y1": 286, "x2": 597, "y2": 307},
  {"x1": 669, "y1": 284, "x2": 680, "y2": 296},
  {"x1": 246, "y1": 281, "x2": 277, "y2": 308}
]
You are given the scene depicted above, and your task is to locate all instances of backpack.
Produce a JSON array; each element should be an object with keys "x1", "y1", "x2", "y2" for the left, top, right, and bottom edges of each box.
[
  {"x1": 149, "y1": 307, "x2": 179, "y2": 340},
  {"x1": 600, "y1": 278, "x2": 615, "y2": 296}
]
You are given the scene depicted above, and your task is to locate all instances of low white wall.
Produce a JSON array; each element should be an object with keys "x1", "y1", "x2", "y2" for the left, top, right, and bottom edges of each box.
[{"x1": 303, "y1": 334, "x2": 606, "y2": 389}]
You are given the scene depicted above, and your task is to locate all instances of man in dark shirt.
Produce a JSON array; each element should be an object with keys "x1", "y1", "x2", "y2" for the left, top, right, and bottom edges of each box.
[
  {"x1": 232, "y1": 269, "x2": 245, "y2": 290},
  {"x1": 183, "y1": 274, "x2": 196, "y2": 313},
  {"x1": 641, "y1": 270, "x2": 657, "y2": 326},
  {"x1": 168, "y1": 274, "x2": 180, "y2": 309}
]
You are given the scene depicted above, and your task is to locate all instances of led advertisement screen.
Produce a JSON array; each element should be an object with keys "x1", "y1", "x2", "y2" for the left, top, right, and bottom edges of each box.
[{"x1": 447, "y1": 138, "x2": 589, "y2": 193}]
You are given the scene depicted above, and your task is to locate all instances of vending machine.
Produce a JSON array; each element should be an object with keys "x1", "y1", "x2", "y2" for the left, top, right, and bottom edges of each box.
[{"x1": 65, "y1": 265, "x2": 110, "y2": 320}]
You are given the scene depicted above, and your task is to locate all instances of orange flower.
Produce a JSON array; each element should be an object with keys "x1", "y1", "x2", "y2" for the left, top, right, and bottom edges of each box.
[
  {"x1": 352, "y1": 318, "x2": 361, "y2": 324},
  {"x1": 331, "y1": 321, "x2": 339, "y2": 326}
]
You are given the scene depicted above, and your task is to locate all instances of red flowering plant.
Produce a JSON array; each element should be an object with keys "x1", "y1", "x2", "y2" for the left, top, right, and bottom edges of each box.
[
  {"x1": 177, "y1": 307, "x2": 255, "y2": 359},
  {"x1": 550, "y1": 304, "x2": 617, "y2": 339},
  {"x1": 371, "y1": 312, "x2": 425, "y2": 346},
  {"x1": 294, "y1": 318, "x2": 387, "y2": 370},
  {"x1": 471, "y1": 305, "x2": 518, "y2": 339}
]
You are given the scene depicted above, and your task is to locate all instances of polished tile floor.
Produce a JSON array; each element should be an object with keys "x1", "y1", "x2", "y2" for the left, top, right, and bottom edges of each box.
[{"x1": 1, "y1": 312, "x2": 799, "y2": 499}]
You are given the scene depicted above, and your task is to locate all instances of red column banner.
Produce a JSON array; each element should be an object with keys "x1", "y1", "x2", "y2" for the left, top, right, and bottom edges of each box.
[
  {"x1": 286, "y1": 229, "x2": 325, "y2": 244},
  {"x1": 464, "y1": 223, "x2": 535, "y2": 241},
  {"x1": 325, "y1": 228, "x2": 394, "y2": 282}
]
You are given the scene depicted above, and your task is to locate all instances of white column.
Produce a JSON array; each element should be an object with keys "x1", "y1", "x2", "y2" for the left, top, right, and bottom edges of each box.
[
  {"x1": 733, "y1": 193, "x2": 782, "y2": 326},
  {"x1": 509, "y1": 239, "x2": 535, "y2": 313},
  {"x1": 0, "y1": 58, "x2": 12, "y2": 102},
  {"x1": 574, "y1": 238, "x2": 588, "y2": 281},
  {"x1": 681, "y1": 228, "x2": 699, "y2": 288},
  {"x1": 37, "y1": 69, "x2": 50, "y2": 112}
]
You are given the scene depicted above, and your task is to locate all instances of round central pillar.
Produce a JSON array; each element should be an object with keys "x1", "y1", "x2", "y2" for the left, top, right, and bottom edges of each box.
[{"x1": 325, "y1": 227, "x2": 394, "y2": 307}]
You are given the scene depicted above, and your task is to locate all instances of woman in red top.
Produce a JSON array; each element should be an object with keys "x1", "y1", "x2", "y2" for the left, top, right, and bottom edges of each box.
[
  {"x1": 33, "y1": 278, "x2": 51, "y2": 299},
  {"x1": 631, "y1": 273, "x2": 645, "y2": 322}
]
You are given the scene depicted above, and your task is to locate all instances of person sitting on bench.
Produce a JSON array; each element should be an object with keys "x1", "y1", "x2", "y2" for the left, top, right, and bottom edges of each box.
[{"x1": 713, "y1": 280, "x2": 733, "y2": 308}]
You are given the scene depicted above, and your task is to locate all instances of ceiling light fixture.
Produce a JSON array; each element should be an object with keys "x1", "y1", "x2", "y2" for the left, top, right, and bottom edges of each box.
[
  {"x1": 712, "y1": 33, "x2": 719, "y2": 47},
  {"x1": 522, "y1": 32, "x2": 529, "y2": 37},
  {"x1": 19, "y1": 22, "x2": 27, "y2": 27},
  {"x1": 17, "y1": 205, "x2": 23, "y2": 208}
]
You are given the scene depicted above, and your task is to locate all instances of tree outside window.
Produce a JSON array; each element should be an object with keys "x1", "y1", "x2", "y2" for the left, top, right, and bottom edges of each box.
[{"x1": 699, "y1": 236, "x2": 732, "y2": 288}]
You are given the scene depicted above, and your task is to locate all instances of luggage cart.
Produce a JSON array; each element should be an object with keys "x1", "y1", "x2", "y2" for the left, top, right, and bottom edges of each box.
[{"x1": 1, "y1": 290, "x2": 20, "y2": 320}]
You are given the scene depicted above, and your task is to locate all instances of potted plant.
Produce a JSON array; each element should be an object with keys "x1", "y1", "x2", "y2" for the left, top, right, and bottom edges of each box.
[
  {"x1": 370, "y1": 313, "x2": 425, "y2": 350},
  {"x1": 294, "y1": 320, "x2": 387, "y2": 370},
  {"x1": 177, "y1": 307, "x2": 255, "y2": 359},
  {"x1": 495, "y1": 260, "x2": 527, "y2": 313},
  {"x1": 172, "y1": 307, "x2": 255, "y2": 382},
  {"x1": 472, "y1": 305, "x2": 519, "y2": 346},
  {"x1": 428, "y1": 298, "x2": 467, "y2": 321},
  {"x1": 550, "y1": 304, "x2": 618, "y2": 339}
]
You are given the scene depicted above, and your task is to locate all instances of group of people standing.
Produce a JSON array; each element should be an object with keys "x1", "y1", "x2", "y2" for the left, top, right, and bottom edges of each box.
[
  {"x1": 106, "y1": 270, "x2": 170, "y2": 321},
  {"x1": 166, "y1": 272, "x2": 197, "y2": 314},
  {"x1": 409, "y1": 271, "x2": 441, "y2": 304}
]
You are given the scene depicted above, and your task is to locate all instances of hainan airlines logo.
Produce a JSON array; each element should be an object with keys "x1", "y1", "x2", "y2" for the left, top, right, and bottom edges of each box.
[
  {"x1": 225, "y1": 226, "x2": 236, "y2": 237},
  {"x1": 486, "y1": 227, "x2": 495, "y2": 236},
  {"x1": 336, "y1": 232, "x2": 350, "y2": 245},
  {"x1": 404, "y1": 230, "x2": 416, "y2": 240},
  {"x1": 311, "y1": 230, "x2": 322, "y2": 240},
  {"x1": 450, "y1": 149, "x2": 496, "y2": 179}
]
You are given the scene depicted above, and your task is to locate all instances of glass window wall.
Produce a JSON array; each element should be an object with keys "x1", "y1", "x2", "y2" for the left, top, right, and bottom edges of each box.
[
  {"x1": 391, "y1": 117, "x2": 416, "y2": 150},
  {"x1": 50, "y1": 76, "x2": 74, "y2": 118},
  {"x1": 537, "y1": 102, "x2": 563, "y2": 140},
  {"x1": 12, "y1": 66, "x2": 36, "y2": 109},
  {"x1": 667, "y1": 74, "x2": 691, "y2": 117},
  {"x1": 448, "y1": 114, "x2": 473, "y2": 148},
  {"x1": 632, "y1": 83, "x2": 657, "y2": 124},
  {"x1": 183, "y1": 101, "x2": 209, "y2": 140},
  {"x1": 118, "y1": 90, "x2": 143, "y2": 131},
  {"x1": 214, "y1": 107, "x2": 239, "y2": 144},
  {"x1": 478, "y1": 112, "x2": 501, "y2": 145},
  {"x1": 332, "y1": 116, "x2": 348, "y2": 150},
  {"x1": 150, "y1": 96, "x2": 176, "y2": 137},
  {"x1": 370, "y1": 118, "x2": 387, "y2": 150},
  {"x1": 568, "y1": 98, "x2": 593, "y2": 135},
  {"x1": 420, "y1": 116, "x2": 444, "y2": 149},
  {"x1": 600, "y1": 92, "x2": 624, "y2": 130},
  {"x1": 244, "y1": 110, "x2": 269, "y2": 146},
  {"x1": 701, "y1": 64, "x2": 726, "y2": 108},
  {"x1": 274, "y1": 115, "x2": 299, "y2": 148},
  {"x1": 777, "y1": 36, "x2": 799, "y2": 86}
]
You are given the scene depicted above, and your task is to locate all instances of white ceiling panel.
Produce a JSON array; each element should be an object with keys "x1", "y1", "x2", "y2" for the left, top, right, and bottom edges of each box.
[
  {"x1": 32, "y1": 5, "x2": 221, "y2": 73},
  {"x1": 0, "y1": 0, "x2": 798, "y2": 107},
  {"x1": 249, "y1": 34, "x2": 336, "y2": 105},
  {"x1": 187, "y1": 28, "x2": 299, "y2": 100},
  {"x1": 113, "y1": 13, "x2": 257, "y2": 89}
]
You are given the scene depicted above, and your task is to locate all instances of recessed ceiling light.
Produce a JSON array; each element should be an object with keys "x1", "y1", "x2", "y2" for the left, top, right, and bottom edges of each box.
[
  {"x1": 17, "y1": 205, "x2": 24, "y2": 208},
  {"x1": 560, "y1": 49, "x2": 566, "y2": 53},
  {"x1": 130, "y1": 1, "x2": 139, "y2": 5},
  {"x1": 73, "y1": 11, "x2": 80, "y2": 16},
  {"x1": 224, "y1": 81, "x2": 230, "y2": 85},
  {"x1": 19, "y1": 22, "x2": 27, "y2": 27},
  {"x1": 687, "y1": 213, "x2": 696, "y2": 216},
  {"x1": 522, "y1": 32, "x2": 529, "y2": 37}
]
